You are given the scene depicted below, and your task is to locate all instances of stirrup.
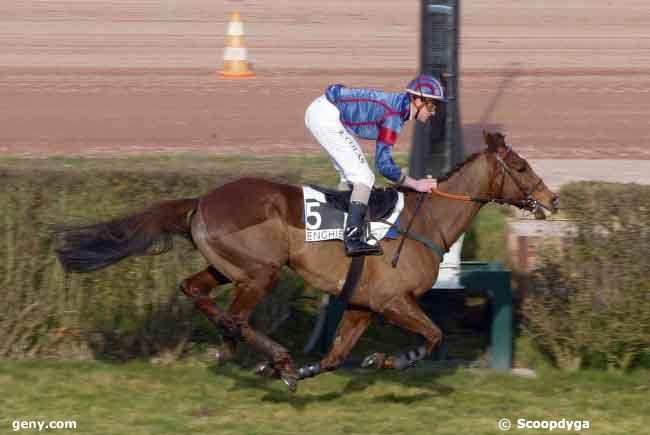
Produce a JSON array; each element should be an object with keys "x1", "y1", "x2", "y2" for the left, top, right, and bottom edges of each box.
[{"x1": 344, "y1": 239, "x2": 383, "y2": 257}]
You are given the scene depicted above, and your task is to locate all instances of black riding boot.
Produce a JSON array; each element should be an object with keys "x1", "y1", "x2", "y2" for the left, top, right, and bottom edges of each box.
[{"x1": 344, "y1": 201, "x2": 383, "y2": 257}]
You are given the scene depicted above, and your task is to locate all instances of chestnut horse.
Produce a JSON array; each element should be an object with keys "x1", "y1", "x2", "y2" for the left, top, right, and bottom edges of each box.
[{"x1": 56, "y1": 132, "x2": 559, "y2": 391}]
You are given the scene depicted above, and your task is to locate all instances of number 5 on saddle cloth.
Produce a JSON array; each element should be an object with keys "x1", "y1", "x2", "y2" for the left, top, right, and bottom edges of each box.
[{"x1": 302, "y1": 185, "x2": 404, "y2": 244}]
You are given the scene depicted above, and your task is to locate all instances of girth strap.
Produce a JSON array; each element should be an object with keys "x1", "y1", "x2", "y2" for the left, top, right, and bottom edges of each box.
[
  {"x1": 337, "y1": 256, "x2": 365, "y2": 305},
  {"x1": 302, "y1": 257, "x2": 367, "y2": 354}
]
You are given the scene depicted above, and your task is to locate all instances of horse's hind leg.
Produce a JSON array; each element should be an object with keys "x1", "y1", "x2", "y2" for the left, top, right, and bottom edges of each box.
[
  {"x1": 180, "y1": 265, "x2": 293, "y2": 369},
  {"x1": 228, "y1": 271, "x2": 306, "y2": 387},
  {"x1": 183, "y1": 261, "x2": 298, "y2": 387},
  {"x1": 296, "y1": 309, "x2": 373, "y2": 380},
  {"x1": 183, "y1": 271, "x2": 299, "y2": 389},
  {"x1": 222, "y1": 272, "x2": 280, "y2": 360},
  {"x1": 180, "y1": 266, "x2": 231, "y2": 296},
  {"x1": 362, "y1": 294, "x2": 442, "y2": 370},
  {"x1": 227, "y1": 269, "x2": 280, "y2": 328},
  {"x1": 189, "y1": 200, "x2": 299, "y2": 388},
  {"x1": 179, "y1": 266, "x2": 237, "y2": 363}
]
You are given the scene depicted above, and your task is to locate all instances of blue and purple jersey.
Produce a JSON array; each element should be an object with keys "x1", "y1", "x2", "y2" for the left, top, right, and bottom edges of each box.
[{"x1": 325, "y1": 84, "x2": 411, "y2": 182}]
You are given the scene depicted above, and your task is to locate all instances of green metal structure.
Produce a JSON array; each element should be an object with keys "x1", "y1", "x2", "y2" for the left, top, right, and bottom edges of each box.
[
  {"x1": 316, "y1": 262, "x2": 513, "y2": 370},
  {"x1": 456, "y1": 262, "x2": 512, "y2": 370}
]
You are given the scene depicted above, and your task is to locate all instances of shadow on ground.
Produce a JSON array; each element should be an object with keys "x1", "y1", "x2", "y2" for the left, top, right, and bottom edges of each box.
[{"x1": 209, "y1": 362, "x2": 456, "y2": 410}]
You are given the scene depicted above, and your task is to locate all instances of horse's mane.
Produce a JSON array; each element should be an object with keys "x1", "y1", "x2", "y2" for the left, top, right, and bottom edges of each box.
[{"x1": 436, "y1": 151, "x2": 485, "y2": 182}]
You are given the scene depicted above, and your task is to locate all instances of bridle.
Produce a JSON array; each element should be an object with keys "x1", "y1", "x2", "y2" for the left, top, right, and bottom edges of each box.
[
  {"x1": 492, "y1": 146, "x2": 545, "y2": 213},
  {"x1": 431, "y1": 148, "x2": 543, "y2": 213}
]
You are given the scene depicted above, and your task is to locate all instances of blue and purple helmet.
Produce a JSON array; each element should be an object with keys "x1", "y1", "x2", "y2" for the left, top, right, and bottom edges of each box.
[{"x1": 405, "y1": 74, "x2": 447, "y2": 103}]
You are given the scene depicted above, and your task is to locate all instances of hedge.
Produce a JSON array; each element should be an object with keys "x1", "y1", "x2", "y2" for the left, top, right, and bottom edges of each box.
[
  {"x1": 524, "y1": 181, "x2": 650, "y2": 371},
  {"x1": 1, "y1": 164, "x2": 312, "y2": 361},
  {"x1": 1, "y1": 157, "x2": 507, "y2": 362}
]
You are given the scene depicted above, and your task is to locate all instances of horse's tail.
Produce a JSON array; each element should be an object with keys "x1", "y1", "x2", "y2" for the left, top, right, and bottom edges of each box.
[{"x1": 55, "y1": 197, "x2": 199, "y2": 273}]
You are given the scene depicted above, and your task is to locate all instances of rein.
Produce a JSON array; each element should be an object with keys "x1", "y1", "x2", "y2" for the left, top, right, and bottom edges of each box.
[{"x1": 430, "y1": 150, "x2": 541, "y2": 212}]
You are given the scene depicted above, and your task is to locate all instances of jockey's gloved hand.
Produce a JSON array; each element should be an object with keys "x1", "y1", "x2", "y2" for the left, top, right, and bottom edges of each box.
[{"x1": 402, "y1": 176, "x2": 438, "y2": 193}]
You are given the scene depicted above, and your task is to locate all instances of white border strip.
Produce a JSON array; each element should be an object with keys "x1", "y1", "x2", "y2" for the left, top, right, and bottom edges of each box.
[
  {"x1": 223, "y1": 47, "x2": 248, "y2": 60},
  {"x1": 227, "y1": 22, "x2": 244, "y2": 36}
]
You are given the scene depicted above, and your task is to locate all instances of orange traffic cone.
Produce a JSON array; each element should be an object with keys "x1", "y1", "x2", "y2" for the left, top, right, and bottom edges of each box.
[{"x1": 220, "y1": 11, "x2": 255, "y2": 78}]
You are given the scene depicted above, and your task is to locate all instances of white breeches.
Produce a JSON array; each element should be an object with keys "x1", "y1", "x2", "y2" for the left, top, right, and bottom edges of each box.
[{"x1": 305, "y1": 95, "x2": 375, "y2": 189}]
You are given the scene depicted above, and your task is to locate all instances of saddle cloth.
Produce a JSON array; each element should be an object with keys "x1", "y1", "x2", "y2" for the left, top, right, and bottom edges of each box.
[{"x1": 302, "y1": 185, "x2": 404, "y2": 242}]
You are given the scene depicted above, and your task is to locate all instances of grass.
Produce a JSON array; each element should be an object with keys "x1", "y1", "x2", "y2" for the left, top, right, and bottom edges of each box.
[{"x1": 0, "y1": 361, "x2": 648, "y2": 434}]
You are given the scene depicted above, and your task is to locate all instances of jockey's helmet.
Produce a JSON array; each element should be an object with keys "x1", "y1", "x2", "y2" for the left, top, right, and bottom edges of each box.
[{"x1": 405, "y1": 74, "x2": 447, "y2": 103}]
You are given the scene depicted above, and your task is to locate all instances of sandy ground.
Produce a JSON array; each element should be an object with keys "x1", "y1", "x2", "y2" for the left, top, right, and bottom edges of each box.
[{"x1": 1, "y1": 1, "x2": 650, "y2": 175}]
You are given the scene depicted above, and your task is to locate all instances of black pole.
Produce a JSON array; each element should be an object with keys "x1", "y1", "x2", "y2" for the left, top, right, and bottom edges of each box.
[{"x1": 410, "y1": 0, "x2": 463, "y2": 179}]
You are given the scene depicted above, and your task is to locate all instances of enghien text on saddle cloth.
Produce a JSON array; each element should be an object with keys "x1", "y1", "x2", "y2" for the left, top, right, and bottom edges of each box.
[{"x1": 302, "y1": 186, "x2": 403, "y2": 242}]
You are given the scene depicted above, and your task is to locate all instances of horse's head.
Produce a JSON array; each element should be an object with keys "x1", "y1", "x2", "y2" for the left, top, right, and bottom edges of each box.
[{"x1": 484, "y1": 131, "x2": 560, "y2": 218}]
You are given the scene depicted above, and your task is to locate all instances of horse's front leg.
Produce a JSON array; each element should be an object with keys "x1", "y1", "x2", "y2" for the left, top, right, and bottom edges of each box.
[
  {"x1": 295, "y1": 309, "x2": 374, "y2": 381},
  {"x1": 361, "y1": 294, "x2": 442, "y2": 370}
]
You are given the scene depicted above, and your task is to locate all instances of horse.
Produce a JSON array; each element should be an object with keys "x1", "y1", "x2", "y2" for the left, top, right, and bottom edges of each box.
[{"x1": 55, "y1": 131, "x2": 559, "y2": 391}]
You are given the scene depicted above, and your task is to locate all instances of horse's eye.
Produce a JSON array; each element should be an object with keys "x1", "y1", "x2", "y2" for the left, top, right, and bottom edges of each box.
[{"x1": 516, "y1": 163, "x2": 527, "y2": 173}]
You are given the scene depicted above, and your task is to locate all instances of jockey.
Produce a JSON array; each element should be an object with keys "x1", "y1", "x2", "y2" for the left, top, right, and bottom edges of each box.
[{"x1": 305, "y1": 74, "x2": 446, "y2": 257}]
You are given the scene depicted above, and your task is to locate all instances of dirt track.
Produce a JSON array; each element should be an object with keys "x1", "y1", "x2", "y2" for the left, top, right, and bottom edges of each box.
[{"x1": 1, "y1": 1, "x2": 650, "y2": 163}]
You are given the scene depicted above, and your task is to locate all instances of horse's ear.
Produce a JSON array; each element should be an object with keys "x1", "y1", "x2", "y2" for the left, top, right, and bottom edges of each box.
[
  {"x1": 484, "y1": 131, "x2": 498, "y2": 152},
  {"x1": 484, "y1": 131, "x2": 507, "y2": 152}
]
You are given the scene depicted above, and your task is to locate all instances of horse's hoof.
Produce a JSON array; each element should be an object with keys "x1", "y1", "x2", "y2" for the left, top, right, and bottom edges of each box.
[
  {"x1": 297, "y1": 362, "x2": 321, "y2": 380},
  {"x1": 253, "y1": 361, "x2": 270, "y2": 374},
  {"x1": 361, "y1": 353, "x2": 385, "y2": 369},
  {"x1": 280, "y1": 372, "x2": 298, "y2": 393},
  {"x1": 253, "y1": 361, "x2": 279, "y2": 378},
  {"x1": 214, "y1": 349, "x2": 230, "y2": 365}
]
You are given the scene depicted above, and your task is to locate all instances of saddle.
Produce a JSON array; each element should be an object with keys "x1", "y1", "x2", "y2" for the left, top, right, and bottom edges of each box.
[{"x1": 307, "y1": 185, "x2": 399, "y2": 221}]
